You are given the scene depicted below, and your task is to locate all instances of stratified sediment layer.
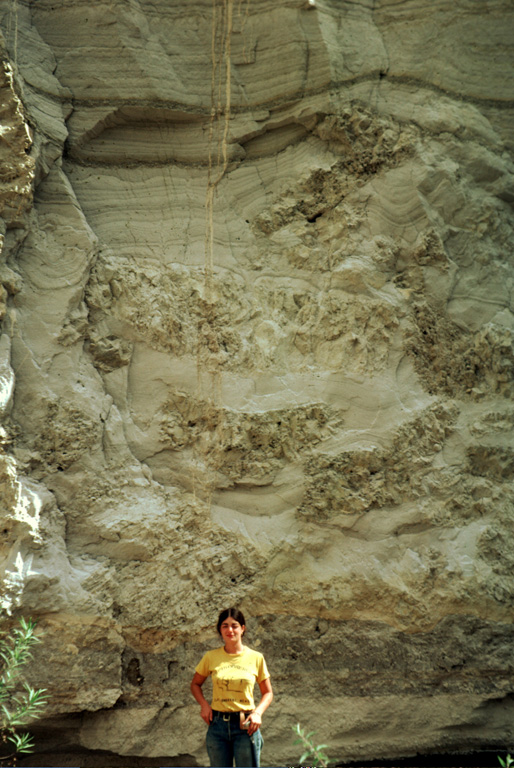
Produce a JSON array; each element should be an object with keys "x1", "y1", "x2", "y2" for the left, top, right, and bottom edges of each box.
[{"x1": 0, "y1": 0, "x2": 513, "y2": 765}]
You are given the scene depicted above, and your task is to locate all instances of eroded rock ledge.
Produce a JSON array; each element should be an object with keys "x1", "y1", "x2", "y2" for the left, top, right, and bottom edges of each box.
[{"x1": 0, "y1": 0, "x2": 513, "y2": 765}]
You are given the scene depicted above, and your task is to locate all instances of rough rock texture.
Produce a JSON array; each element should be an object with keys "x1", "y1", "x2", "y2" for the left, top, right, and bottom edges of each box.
[{"x1": 0, "y1": 0, "x2": 513, "y2": 765}]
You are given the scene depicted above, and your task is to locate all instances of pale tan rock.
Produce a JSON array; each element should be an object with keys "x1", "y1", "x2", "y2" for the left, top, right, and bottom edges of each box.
[{"x1": 0, "y1": 0, "x2": 512, "y2": 766}]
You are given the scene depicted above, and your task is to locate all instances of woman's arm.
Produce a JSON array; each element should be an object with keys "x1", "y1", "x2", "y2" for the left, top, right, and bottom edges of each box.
[
  {"x1": 190, "y1": 672, "x2": 213, "y2": 724},
  {"x1": 245, "y1": 678, "x2": 273, "y2": 736}
]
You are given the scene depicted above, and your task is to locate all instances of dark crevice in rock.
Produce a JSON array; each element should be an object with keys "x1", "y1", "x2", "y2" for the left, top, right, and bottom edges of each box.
[
  {"x1": 336, "y1": 751, "x2": 514, "y2": 768},
  {"x1": 16, "y1": 750, "x2": 198, "y2": 767}
]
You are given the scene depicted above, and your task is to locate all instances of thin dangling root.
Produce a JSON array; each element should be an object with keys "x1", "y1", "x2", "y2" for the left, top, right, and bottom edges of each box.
[
  {"x1": 204, "y1": 0, "x2": 233, "y2": 303},
  {"x1": 193, "y1": 0, "x2": 235, "y2": 505}
]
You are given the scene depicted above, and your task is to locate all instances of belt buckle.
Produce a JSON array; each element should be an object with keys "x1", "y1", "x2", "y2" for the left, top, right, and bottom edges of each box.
[{"x1": 223, "y1": 713, "x2": 231, "y2": 722}]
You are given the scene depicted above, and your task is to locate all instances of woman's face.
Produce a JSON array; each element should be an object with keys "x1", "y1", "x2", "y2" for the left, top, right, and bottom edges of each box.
[{"x1": 220, "y1": 617, "x2": 245, "y2": 643}]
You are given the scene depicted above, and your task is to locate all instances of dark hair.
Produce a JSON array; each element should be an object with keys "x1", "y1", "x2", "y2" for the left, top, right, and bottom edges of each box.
[{"x1": 217, "y1": 607, "x2": 246, "y2": 636}]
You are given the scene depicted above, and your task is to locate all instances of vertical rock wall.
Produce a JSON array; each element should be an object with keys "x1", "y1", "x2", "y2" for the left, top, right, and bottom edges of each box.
[{"x1": 0, "y1": 0, "x2": 513, "y2": 764}]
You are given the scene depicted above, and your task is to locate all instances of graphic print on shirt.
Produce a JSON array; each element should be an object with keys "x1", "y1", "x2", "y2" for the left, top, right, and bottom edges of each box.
[
  {"x1": 213, "y1": 662, "x2": 255, "y2": 707},
  {"x1": 219, "y1": 678, "x2": 246, "y2": 694}
]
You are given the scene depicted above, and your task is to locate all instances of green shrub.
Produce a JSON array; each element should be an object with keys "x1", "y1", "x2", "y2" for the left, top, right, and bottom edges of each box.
[
  {"x1": 292, "y1": 722, "x2": 331, "y2": 767},
  {"x1": 0, "y1": 617, "x2": 48, "y2": 762}
]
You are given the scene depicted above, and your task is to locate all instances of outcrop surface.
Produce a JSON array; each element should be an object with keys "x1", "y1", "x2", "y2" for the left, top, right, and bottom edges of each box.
[{"x1": 0, "y1": 1, "x2": 513, "y2": 765}]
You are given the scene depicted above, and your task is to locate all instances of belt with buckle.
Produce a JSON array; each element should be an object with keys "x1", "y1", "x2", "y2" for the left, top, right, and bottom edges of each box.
[{"x1": 212, "y1": 710, "x2": 251, "y2": 723}]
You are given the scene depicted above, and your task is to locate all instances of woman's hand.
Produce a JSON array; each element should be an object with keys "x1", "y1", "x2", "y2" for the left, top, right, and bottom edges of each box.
[
  {"x1": 244, "y1": 678, "x2": 273, "y2": 736},
  {"x1": 244, "y1": 711, "x2": 261, "y2": 736},
  {"x1": 190, "y1": 672, "x2": 212, "y2": 725},
  {"x1": 200, "y1": 701, "x2": 213, "y2": 725}
]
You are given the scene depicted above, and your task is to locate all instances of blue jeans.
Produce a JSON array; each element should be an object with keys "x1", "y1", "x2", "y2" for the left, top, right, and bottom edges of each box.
[{"x1": 206, "y1": 711, "x2": 263, "y2": 767}]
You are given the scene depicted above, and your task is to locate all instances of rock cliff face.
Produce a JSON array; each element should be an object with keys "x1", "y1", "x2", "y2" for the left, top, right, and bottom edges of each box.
[{"x1": 0, "y1": 0, "x2": 513, "y2": 765}]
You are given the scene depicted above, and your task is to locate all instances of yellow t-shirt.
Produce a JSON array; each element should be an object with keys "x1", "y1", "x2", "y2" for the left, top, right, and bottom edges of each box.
[{"x1": 195, "y1": 646, "x2": 270, "y2": 713}]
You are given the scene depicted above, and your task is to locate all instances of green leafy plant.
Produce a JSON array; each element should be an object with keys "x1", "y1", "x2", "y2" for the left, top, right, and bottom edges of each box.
[
  {"x1": 498, "y1": 755, "x2": 513, "y2": 768},
  {"x1": 0, "y1": 617, "x2": 48, "y2": 762},
  {"x1": 292, "y1": 722, "x2": 331, "y2": 767}
]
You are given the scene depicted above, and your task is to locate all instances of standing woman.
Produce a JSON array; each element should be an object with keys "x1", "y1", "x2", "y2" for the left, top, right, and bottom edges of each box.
[{"x1": 191, "y1": 607, "x2": 273, "y2": 767}]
